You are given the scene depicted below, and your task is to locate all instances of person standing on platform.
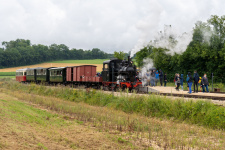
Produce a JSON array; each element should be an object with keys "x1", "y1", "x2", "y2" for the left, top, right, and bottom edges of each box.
[
  {"x1": 174, "y1": 73, "x2": 178, "y2": 89},
  {"x1": 186, "y1": 75, "x2": 189, "y2": 93},
  {"x1": 180, "y1": 74, "x2": 184, "y2": 91},
  {"x1": 159, "y1": 69, "x2": 163, "y2": 86},
  {"x1": 199, "y1": 77, "x2": 202, "y2": 92},
  {"x1": 193, "y1": 71, "x2": 199, "y2": 93},
  {"x1": 176, "y1": 74, "x2": 181, "y2": 91},
  {"x1": 202, "y1": 73, "x2": 209, "y2": 93},
  {"x1": 155, "y1": 71, "x2": 159, "y2": 86},
  {"x1": 187, "y1": 72, "x2": 193, "y2": 94},
  {"x1": 164, "y1": 73, "x2": 167, "y2": 87},
  {"x1": 150, "y1": 70, "x2": 156, "y2": 87}
]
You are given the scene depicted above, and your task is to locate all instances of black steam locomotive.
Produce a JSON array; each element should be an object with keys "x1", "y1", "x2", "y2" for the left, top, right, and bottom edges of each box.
[{"x1": 102, "y1": 56, "x2": 142, "y2": 91}]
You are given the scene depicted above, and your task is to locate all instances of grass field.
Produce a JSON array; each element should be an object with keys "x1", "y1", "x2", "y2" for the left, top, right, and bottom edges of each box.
[
  {"x1": 48, "y1": 59, "x2": 108, "y2": 64},
  {"x1": 0, "y1": 72, "x2": 15, "y2": 79},
  {"x1": 0, "y1": 72, "x2": 15, "y2": 76},
  {"x1": 0, "y1": 91, "x2": 134, "y2": 149},
  {"x1": 0, "y1": 80, "x2": 225, "y2": 149}
]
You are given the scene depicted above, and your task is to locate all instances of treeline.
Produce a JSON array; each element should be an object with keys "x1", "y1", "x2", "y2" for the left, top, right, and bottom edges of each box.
[
  {"x1": 0, "y1": 39, "x2": 113, "y2": 68},
  {"x1": 135, "y1": 15, "x2": 225, "y2": 82}
]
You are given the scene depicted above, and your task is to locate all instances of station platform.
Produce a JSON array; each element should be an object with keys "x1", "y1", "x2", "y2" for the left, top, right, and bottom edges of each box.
[{"x1": 146, "y1": 86, "x2": 225, "y2": 101}]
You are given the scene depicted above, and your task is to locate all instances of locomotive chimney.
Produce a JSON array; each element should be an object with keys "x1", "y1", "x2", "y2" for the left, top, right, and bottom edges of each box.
[{"x1": 128, "y1": 56, "x2": 131, "y2": 64}]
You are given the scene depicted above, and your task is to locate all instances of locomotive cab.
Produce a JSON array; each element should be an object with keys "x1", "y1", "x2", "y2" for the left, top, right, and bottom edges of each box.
[{"x1": 102, "y1": 58, "x2": 122, "y2": 82}]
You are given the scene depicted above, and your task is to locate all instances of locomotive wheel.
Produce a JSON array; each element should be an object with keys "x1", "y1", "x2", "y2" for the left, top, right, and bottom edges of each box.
[
  {"x1": 113, "y1": 86, "x2": 118, "y2": 92},
  {"x1": 129, "y1": 88, "x2": 133, "y2": 92},
  {"x1": 121, "y1": 85, "x2": 127, "y2": 91}
]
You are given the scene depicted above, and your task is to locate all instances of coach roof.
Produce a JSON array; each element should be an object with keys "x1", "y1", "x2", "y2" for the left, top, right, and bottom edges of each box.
[{"x1": 16, "y1": 68, "x2": 29, "y2": 72}]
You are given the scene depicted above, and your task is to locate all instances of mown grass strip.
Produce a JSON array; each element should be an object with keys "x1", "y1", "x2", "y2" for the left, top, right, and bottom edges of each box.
[
  {"x1": 0, "y1": 72, "x2": 15, "y2": 76},
  {"x1": 1, "y1": 80, "x2": 225, "y2": 130},
  {"x1": 0, "y1": 99, "x2": 68, "y2": 127}
]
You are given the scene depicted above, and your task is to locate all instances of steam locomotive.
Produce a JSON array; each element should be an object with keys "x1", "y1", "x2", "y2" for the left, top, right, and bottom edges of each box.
[
  {"x1": 16, "y1": 56, "x2": 142, "y2": 91},
  {"x1": 102, "y1": 56, "x2": 142, "y2": 91}
]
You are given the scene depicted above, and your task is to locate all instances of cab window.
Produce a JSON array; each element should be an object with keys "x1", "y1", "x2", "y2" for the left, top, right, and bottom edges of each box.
[{"x1": 104, "y1": 64, "x2": 109, "y2": 71}]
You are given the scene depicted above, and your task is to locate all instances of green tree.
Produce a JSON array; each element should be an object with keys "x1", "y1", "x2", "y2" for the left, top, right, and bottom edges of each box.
[
  {"x1": 114, "y1": 51, "x2": 125, "y2": 60},
  {"x1": 135, "y1": 46, "x2": 153, "y2": 67},
  {"x1": 149, "y1": 47, "x2": 172, "y2": 74}
]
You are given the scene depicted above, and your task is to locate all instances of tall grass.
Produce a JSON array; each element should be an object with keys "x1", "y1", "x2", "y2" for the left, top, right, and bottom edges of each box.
[{"x1": 1, "y1": 80, "x2": 225, "y2": 129}]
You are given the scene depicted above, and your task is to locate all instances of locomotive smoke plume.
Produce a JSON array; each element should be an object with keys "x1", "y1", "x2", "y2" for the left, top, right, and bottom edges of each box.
[
  {"x1": 140, "y1": 58, "x2": 153, "y2": 86},
  {"x1": 151, "y1": 25, "x2": 193, "y2": 55},
  {"x1": 131, "y1": 25, "x2": 193, "y2": 57},
  {"x1": 135, "y1": 25, "x2": 193, "y2": 86}
]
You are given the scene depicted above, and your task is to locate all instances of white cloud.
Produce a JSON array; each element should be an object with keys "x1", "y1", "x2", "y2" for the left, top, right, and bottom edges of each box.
[{"x1": 0, "y1": 0, "x2": 225, "y2": 54}]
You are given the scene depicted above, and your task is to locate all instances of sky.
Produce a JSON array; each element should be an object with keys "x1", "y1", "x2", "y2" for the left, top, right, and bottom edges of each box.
[{"x1": 0, "y1": 0, "x2": 225, "y2": 54}]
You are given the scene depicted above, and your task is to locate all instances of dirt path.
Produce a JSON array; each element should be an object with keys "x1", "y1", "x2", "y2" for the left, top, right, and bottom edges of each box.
[{"x1": 0, "y1": 63, "x2": 103, "y2": 72}]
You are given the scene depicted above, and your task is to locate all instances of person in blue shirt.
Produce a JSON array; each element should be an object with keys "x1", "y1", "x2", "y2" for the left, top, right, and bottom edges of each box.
[
  {"x1": 155, "y1": 70, "x2": 159, "y2": 86},
  {"x1": 150, "y1": 70, "x2": 155, "y2": 86},
  {"x1": 186, "y1": 72, "x2": 193, "y2": 94},
  {"x1": 180, "y1": 74, "x2": 184, "y2": 90}
]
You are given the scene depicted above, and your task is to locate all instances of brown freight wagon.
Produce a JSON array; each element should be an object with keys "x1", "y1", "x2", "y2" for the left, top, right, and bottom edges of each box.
[{"x1": 66, "y1": 65, "x2": 102, "y2": 86}]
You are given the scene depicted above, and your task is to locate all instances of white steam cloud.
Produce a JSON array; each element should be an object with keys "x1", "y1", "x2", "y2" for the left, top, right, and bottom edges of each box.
[
  {"x1": 137, "y1": 25, "x2": 193, "y2": 86},
  {"x1": 131, "y1": 25, "x2": 193, "y2": 57},
  {"x1": 140, "y1": 58, "x2": 154, "y2": 86},
  {"x1": 150, "y1": 25, "x2": 193, "y2": 55}
]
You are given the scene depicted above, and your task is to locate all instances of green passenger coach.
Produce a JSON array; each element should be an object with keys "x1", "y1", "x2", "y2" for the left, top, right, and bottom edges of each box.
[
  {"x1": 26, "y1": 68, "x2": 38, "y2": 82},
  {"x1": 36, "y1": 67, "x2": 55, "y2": 83},
  {"x1": 49, "y1": 67, "x2": 66, "y2": 83}
]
